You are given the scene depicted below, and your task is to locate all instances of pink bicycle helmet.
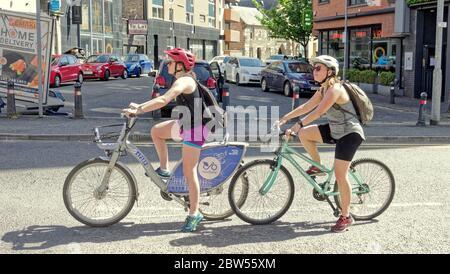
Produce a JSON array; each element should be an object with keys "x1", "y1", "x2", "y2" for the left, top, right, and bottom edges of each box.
[{"x1": 164, "y1": 47, "x2": 196, "y2": 71}]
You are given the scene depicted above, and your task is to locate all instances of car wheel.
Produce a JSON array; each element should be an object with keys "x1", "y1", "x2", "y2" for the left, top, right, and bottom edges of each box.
[
  {"x1": 103, "y1": 70, "x2": 110, "y2": 81},
  {"x1": 53, "y1": 75, "x2": 61, "y2": 87},
  {"x1": 136, "y1": 68, "x2": 141, "y2": 78},
  {"x1": 77, "y1": 73, "x2": 83, "y2": 84},
  {"x1": 236, "y1": 74, "x2": 240, "y2": 86},
  {"x1": 121, "y1": 69, "x2": 128, "y2": 79},
  {"x1": 261, "y1": 78, "x2": 270, "y2": 92},
  {"x1": 284, "y1": 81, "x2": 292, "y2": 97}
]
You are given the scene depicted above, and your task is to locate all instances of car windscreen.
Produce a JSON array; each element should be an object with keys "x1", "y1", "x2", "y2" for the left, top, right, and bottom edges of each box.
[
  {"x1": 193, "y1": 64, "x2": 211, "y2": 84},
  {"x1": 87, "y1": 55, "x2": 108, "y2": 63},
  {"x1": 239, "y1": 59, "x2": 262, "y2": 67},
  {"x1": 286, "y1": 62, "x2": 313, "y2": 74},
  {"x1": 269, "y1": 55, "x2": 284, "y2": 60},
  {"x1": 51, "y1": 56, "x2": 60, "y2": 66},
  {"x1": 125, "y1": 55, "x2": 140, "y2": 62}
]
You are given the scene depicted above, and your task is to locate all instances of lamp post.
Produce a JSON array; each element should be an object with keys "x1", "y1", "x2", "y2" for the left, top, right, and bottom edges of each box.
[
  {"x1": 343, "y1": 0, "x2": 348, "y2": 81},
  {"x1": 168, "y1": 0, "x2": 185, "y2": 48}
]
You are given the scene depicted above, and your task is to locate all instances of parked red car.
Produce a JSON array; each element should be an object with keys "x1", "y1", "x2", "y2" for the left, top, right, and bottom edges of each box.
[
  {"x1": 81, "y1": 54, "x2": 128, "y2": 81},
  {"x1": 50, "y1": 54, "x2": 84, "y2": 87}
]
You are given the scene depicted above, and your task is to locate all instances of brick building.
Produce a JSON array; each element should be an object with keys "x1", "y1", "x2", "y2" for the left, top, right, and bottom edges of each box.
[{"x1": 313, "y1": 0, "x2": 396, "y2": 71}]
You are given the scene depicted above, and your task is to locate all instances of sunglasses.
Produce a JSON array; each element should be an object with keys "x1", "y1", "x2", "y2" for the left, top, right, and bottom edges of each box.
[{"x1": 313, "y1": 66, "x2": 322, "y2": 72}]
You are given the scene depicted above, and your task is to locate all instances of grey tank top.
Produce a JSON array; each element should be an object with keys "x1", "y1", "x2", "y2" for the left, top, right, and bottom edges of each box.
[{"x1": 325, "y1": 100, "x2": 366, "y2": 140}]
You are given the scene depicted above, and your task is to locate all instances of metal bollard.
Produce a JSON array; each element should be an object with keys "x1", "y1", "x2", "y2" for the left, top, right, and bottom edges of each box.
[
  {"x1": 73, "y1": 81, "x2": 84, "y2": 119},
  {"x1": 151, "y1": 84, "x2": 161, "y2": 118},
  {"x1": 292, "y1": 86, "x2": 300, "y2": 110},
  {"x1": 7, "y1": 80, "x2": 18, "y2": 119},
  {"x1": 390, "y1": 81, "x2": 396, "y2": 104},
  {"x1": 416, "y1": 92, "x2": 427, "y2": 126},
  {"x1": 221, "y1": 83, "x2": 230, "y2": 110},
  {"x1": 373, "y1": 72, "x2": 379, "y2": 94}
]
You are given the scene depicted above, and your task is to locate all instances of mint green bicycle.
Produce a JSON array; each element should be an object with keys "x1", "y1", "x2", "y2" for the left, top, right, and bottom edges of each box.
[{"x1": 228, "y1": 124, "x2": 395, "y2": 225}]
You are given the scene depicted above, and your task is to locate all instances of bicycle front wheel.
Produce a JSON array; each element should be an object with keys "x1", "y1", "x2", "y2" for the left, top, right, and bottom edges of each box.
[
  {"x1": 334, "y1": 158, "x2": 395, "y2": 220},
  {"x1": 63, "y1": 158, "x2": 137, "y2": 227},
  {"x1": 228, "y1": 159, "x2": 295, "y2": 225}
]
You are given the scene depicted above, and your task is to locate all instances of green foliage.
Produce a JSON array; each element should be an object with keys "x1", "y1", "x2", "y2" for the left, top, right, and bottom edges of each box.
[
  {"x1": 252, "y1": 0, "x2": 313, "y2": 55},
  {"x1": 347, "y1": 69, "x2": 360, "y2": 83},
  {"x1": 359, "y1": 70, "x2": 377, "y2": 84},
  {"x1": 380, "y1": 72, "x2": 396, "y2": 86}
]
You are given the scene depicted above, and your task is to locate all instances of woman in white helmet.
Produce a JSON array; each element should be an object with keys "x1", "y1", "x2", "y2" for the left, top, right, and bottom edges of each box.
[{"x1": 278, "y1": 55, "x2": 365, "y2": 233}]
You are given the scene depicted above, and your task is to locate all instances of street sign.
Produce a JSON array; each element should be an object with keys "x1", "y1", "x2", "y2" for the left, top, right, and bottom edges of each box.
[
  {"x1": 72, "y1": 5, "x2": 82, "y2": 24},
  {"x1": 303, "y1": 8, "x2": 313, "y2": 30},
  {"x1": 49, "y1": 0, "x2": 61, "y2": 14},
  {"x1": 438, "y1": 22, "x2": 447, "y2": 28}
]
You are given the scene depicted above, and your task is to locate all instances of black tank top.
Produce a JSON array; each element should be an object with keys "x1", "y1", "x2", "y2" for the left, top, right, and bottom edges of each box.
[{"x1": 176, "y1": 84, "x2": 206, "y2": 128}]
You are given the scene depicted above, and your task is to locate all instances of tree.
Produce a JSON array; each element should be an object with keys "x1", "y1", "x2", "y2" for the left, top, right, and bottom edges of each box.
[{"x1": 252, "y1": 0, "x2": 313, "y2": 57}]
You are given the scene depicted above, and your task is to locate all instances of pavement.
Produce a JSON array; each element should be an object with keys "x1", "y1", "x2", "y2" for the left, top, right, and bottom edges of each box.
[{"x1": 0, "y1": 92, "x2": 449, "y2": 143}]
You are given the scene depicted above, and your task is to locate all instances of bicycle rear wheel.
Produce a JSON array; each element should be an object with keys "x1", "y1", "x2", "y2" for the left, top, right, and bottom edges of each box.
[
  {"x1": 199, "y1": 164, "x2": 248, "y2": 221},
  {"x1": 63, "y1": 158, "x2": 137, "y2": 227},
  {"x1": 334, "y1": 158, "x2": 395, "y2": 220},
  {"x1": 228, "y1": 159, "x2": 295, "y2": 225}
]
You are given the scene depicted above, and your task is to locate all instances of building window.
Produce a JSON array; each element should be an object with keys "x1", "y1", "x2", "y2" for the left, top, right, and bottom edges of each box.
[
  {"x1": 104, "y1": 0, "x2": 113, "y2": 34},
  {"x1": 208, "y1": 18, "x2": 216, "y2": 27},
  {"x1": 186, "y1": 0, "x2": 194, "y2": 24},
  {"x1": 186, "y1": 0, "x2": 194, "y2": 12},
  {"x1": 225, "y1": 22, "x2": 230, "y2": 30},
  {"x1": 92, "y1": 0, "x2": 103, "y2": 33},
  {"x1": 208, "y1": 0, "x2": 215, "y2": 27},
  {"x1": 169, "y1": 8, "x2": 173, "y2": 21},
  {"x1": 318, "y1": 0, "x2": 329, "y2": 3},
  {"x1": 81, "y1": 0, "x2": 90, "y2": 32},
  {"x1": 153, "y1": 0, "x2": 164, "y2": 19},
  {"x1": 200, "y1": 15, "x2": 206, "y2": 23},
  {"x1": 186, "y1": 13, "x2": 194, "y2": 24},
  {"x1": 349, "y1": 0, "x2": 367, "y2": 6}
]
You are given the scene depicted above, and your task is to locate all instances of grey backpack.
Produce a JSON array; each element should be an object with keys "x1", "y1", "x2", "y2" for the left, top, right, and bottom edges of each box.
[{"x1": 334, "y1": 82, "x2": 374, "y2": 125}]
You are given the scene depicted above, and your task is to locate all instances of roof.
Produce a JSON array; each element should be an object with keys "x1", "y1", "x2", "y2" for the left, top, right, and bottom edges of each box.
[{"x1": 231, "y1": 6, "x2": 263, "y2": 26}]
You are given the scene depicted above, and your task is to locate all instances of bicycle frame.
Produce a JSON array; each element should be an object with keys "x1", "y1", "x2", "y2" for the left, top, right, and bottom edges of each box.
[
  {"x1": 261, "y1": 139, "x2": 368, "y2": 198},
  {"x1": 94, "y1": 117, "x2": 247, "y2": 210}
]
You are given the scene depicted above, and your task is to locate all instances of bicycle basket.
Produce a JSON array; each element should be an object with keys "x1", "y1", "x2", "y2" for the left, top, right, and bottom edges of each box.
[{"x1": 93, "y1": 123, "x2": 126, "y2": 143}]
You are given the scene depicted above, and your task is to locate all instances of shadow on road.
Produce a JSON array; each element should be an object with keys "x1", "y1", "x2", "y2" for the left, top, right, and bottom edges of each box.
[{"x1": 1, "y1": 219, "x2": 378, "y2": 251}]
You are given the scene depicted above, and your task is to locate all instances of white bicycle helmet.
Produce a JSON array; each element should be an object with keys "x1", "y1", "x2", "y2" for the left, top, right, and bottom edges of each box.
[{"x1": 310, "y1": 55, "x2": 340, "y2": 76}]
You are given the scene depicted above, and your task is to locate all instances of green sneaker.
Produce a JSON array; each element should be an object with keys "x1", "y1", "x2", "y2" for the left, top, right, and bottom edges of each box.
[
  {"x1": 155, "y1": 167, "x2": 171, "y2": 178},
  {"x1": 180, "y1": 213, "x2": 204, "y2": 232}
]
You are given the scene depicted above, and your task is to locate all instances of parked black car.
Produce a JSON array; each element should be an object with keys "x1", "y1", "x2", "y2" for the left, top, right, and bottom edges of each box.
[
  {"x1": 260, "y1": 60, "x2": 320, "y2": 97},
  {"x1": 152, "y1": 60, "x2": 222, "y2": 117}
]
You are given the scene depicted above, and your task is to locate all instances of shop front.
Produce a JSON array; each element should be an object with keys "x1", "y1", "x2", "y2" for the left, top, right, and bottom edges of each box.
[{"x1": 319, "y1": 25, "x2": 396, "y2": 72}]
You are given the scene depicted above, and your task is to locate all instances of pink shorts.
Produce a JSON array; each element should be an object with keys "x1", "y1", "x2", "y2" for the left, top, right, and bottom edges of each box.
[{"x1": 178, "y1": 121, "x2": 208, "y2": 149}]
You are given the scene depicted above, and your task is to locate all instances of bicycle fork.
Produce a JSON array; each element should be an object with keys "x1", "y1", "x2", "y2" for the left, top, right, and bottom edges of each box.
[{"x1": 95, "y1": 149, "x2": 122, "y2": 198}]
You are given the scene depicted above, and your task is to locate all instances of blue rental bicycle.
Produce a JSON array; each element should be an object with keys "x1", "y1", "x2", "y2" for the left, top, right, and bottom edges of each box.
[{"x1": 63, "y1": 116, "x2": 248, "y2": 227}]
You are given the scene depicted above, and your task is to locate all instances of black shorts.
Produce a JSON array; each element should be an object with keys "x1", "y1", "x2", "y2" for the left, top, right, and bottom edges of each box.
[{"x1": 318, "y1": 124, "x2": 363, "y2": 161}]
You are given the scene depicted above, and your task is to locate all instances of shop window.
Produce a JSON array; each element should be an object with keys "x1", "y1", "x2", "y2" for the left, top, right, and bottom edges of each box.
[{"x1": 350, "y1": 28, "x2": 371, "y2": 69}]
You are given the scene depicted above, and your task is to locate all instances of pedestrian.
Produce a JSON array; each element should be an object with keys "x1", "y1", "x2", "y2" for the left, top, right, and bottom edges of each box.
[{"x1": 278, "y1": 55, "x2": 365, "y2": 232}]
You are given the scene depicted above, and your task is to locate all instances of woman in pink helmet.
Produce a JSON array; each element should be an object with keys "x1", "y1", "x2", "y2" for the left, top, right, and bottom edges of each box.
[{"x1": 123, "y1": 48, "x2": 207, "y2": 232}]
